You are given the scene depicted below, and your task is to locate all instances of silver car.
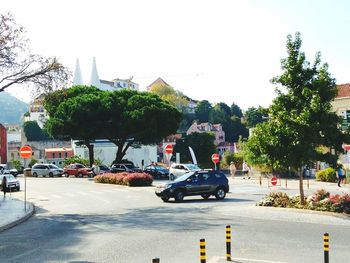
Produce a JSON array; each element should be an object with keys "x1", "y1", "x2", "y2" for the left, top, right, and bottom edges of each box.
[
  {"x1": 0, "y1": 174, "x2": 20, "y2": 191},
  {"x1": 31, "y1": 164, "x2": 63, "y2": 177},
  {"x1": 169, "y1": 163, "x2": 201, "y2": 180}
]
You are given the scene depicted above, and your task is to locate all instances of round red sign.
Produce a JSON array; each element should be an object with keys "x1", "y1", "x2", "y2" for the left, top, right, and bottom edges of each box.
[
  {"x1": 211, "y1": 153, "x2": 220, "y2": 164},
  {"x1": 19, "y1": 146, "x2": 32, "y2": 158},
  {"x1": 165, "y1": 144, "x2": 173, "y2": 154},
  {"x1": 271, "y1": 176, "x2": 277, "y2": 186}
]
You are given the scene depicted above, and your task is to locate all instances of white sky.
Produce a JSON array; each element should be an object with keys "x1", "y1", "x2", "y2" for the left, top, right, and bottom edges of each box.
[{"x1": 3, "y1": 0, "x2": 350, "y2": 110}]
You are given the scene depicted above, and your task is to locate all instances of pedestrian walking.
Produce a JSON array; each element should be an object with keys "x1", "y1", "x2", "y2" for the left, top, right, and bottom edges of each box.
[
  {"x1": 242, "y1": 161, "x2": 250, "y2": 179},
  {"x1": 229, "y1": 162, "x2": 237, "y2": 178},
  {"x1": 1, "y1": 175, "x2": 8, "y2": 198},
  {"x1": 337, "y1": 166, "x2": 343, "y2": 187}
]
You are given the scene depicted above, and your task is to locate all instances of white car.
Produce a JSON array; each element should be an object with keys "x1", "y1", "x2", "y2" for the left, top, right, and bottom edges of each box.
[{"x1": 169, "y1": 163, "x2": 201, "y2": 180}]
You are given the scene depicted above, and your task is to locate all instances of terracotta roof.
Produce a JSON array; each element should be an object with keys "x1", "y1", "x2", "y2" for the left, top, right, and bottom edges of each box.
[
  {"x1": 147, "y1": 77, "x2": 171, "y2": 89},
  {"x1": 336, "y1": 83, "x2": 350, "y2": 98}
]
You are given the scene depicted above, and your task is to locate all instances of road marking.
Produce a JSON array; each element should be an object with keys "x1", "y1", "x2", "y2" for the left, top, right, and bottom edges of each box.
[{"x1": 208, "y1": 256, "x2": 287, "y2": 263}]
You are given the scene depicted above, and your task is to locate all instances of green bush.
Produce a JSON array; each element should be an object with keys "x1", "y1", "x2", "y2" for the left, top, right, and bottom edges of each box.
[
  {"x1": 315, "y1": 168, "x2": 337, "y2": 182},
  {"x1": 222, "y1": 151, "x2": 244, "y2": 169},
  {"x1": 63, "y1": 155, "x2": 101, "y2": 167}
]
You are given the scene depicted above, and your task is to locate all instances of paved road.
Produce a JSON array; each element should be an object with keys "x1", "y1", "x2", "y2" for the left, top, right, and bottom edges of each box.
[{"x1": 1, "y1": 177, "x2": 350, "y2": 263}]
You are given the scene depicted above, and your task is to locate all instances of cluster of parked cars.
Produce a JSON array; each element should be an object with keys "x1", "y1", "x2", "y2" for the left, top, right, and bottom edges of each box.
[{"x1": 0, "y1": 164, "x2": 19, "y2": 177}]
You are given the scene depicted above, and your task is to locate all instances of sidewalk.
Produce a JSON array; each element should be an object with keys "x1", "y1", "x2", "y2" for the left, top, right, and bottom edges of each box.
[{"x1": 0, "y1": 195, "x2": 35, "y2": 232}]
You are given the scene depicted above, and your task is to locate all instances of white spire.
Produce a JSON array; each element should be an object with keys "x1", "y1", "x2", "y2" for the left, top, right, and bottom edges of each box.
[
  {"x1": 73, "y1": 58, "x2": 84, "y2": 86},
  {"x1": 89, "y1": 57, "x2": 101, "y2": 88}
]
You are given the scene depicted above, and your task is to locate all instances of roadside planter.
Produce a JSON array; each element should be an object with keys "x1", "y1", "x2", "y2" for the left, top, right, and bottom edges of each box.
[{"x1": 94, "y1": 172, "x2": 153, "y2": 186}]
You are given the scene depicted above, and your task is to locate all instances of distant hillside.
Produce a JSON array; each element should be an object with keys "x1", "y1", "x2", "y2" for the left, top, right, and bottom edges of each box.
[{"x1": 0, "y1": 92, "x2": 29, "y2": 125}]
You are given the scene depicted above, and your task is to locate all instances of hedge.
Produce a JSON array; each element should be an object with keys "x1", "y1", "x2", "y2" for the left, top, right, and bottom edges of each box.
[{"x1": 94, "y1": 172, "x2": 153, "y2": 186}]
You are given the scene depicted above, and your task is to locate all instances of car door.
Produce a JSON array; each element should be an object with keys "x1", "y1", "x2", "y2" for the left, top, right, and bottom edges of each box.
[{"x1": 185, "y1": 173, "x2": 204, "y2": 194}]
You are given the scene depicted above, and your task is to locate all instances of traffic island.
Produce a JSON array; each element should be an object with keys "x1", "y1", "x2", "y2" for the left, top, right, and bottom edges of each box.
[{"x1": 0, "y1": 197, "x2": 35, "y2": 232}]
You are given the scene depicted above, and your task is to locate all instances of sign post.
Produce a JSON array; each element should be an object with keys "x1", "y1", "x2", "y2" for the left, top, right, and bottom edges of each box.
[
  {"x1": 211, "y1": 153, "x2": 220, "y2": 170},
  {"x1": 19, "y1": 146, "x2": 32, "y2": 211},
  {"x1": 165, "y1": 144, "x2": 173, "y2": 167}
]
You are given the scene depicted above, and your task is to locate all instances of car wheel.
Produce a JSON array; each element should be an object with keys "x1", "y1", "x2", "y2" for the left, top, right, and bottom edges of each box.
[
  {"x1": 33, "y1": 172, "x2": 38, "y2": 177},
  {"x1": 78, "y1": 172, "x2": 83, "y2": 178},
  {"x1": 215, "y1": 187, "x2": 226, "y2": 200},
  {"x1": 174, "y1": 190, "x2": 184, "y2": 202},
  {"x1": 170, "y1": 174, "x2": 175, "y2": 180},
  {"x1": 88, "y1": 173, "x2": 94, "y2": 178},
  {"x1": 201, "y1": 194, "x2": 210, "y2": 200},
  {"x1": 49, "y1": 172, "x2": 53, "y2": 178},
  {"x1": 161, "y1": 197, "x2": 170, "y2": 202},
  {"x1": 64, "y1": 172, "x2": 69, "y2": 178}
]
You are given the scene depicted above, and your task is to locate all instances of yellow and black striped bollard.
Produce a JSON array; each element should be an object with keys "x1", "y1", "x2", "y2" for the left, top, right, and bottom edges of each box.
[
  {"x1": 324, "y1": 233, "x2": 329, "y2": 263},
  {"x1": 200, "y1": 238, "x2": 206, "y2": 263},
  {"x1": 226, "y1": 225, "x2": 231, "y2": 261}
]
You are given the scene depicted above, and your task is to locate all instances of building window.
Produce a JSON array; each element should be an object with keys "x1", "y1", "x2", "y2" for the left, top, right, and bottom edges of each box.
[
  {"x1": 65, "y1": 152, "x2": 68, "y2": 158},
  {"x1": 32, "y1": 152, "x2": 34, "y2": 156},
  {"x1": 52, "y1": 153, "x2": 56, "y2": 158},
  {"x1": 58, "y1": 152, "x2": 62, "y2": 158}
]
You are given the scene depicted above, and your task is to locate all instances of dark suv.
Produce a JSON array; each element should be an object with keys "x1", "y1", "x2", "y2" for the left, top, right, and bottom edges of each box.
[{"x1": 155, "y1": 170, "x2": 229, "y2": 202}]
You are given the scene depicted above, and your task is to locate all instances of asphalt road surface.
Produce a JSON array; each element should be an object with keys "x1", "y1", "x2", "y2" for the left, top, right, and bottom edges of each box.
[{"x1": 1, "y1": 176, "x2": 350, "y2": 263}]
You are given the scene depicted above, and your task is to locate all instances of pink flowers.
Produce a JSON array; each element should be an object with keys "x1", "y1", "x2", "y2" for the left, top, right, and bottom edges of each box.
[{"x1": 94, "y1": 172, "x2": 153, "y2": 186}]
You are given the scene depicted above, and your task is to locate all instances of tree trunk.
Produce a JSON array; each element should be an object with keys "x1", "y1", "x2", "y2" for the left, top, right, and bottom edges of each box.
[
  {"x1": 299, "y1": 167, "x2": 305, "y2": 205},
  {"x1": 85, "y1": 140, "x2": 94, "y2": 167},
  {"x1": 109, "y1": 138, "x2": 135, "y2": 164}
]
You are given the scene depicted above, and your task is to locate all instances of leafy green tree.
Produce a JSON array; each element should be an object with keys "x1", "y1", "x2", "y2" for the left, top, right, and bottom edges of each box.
[
  {"x1": 23, "y1": 121, "x2": 50, "y2": 141},
  {"x1": 150, "y1": 84, "x2": 188, "y2": 112},
  {"x1": 217, "y1": 102, "x2": 231, "y2": 117},
  {"x1": 244, "y1": 107, "x2": 267, "y2": 128},
  {"x1": 173, "y1": 132, "x2": 217, "y2": 168},
  {"x1": 247, "y1": 32, "x2": 348, "y2": 204},
  {"x1": 63, "y1": 155, "x2": 101, "y2": 168},
  {"x1": 44, "y1": 86, "x2": 107, "y2": 167},
  {"x1": 105, "y1": 89, "x2": 182, "y2": 163},
  {"x1": 230, "y1": 103, "x2": 243, "y2": 118},
  {"x1": 195, "y1": 100, "x2": 213, "y2": 123}
]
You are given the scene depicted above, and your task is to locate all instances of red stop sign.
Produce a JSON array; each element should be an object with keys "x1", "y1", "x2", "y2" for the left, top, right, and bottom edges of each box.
[
  {"x1": 211, "y1": 153, "x2": 220, "y2": 163},
  {"x1": 165, "y1": 144, "x2": 173, "y2": 154},
  {"x1": 19, "y1": 146, "x2": 32, "y2": 158},
  {"x1": 271, "y1": 176, "x2": 277, "y2": 186}
]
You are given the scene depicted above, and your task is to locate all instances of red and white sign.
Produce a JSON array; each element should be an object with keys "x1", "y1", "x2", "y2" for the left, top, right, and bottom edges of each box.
[
  {"x1": 344, "y1": 143, "x2": 350, "y2": 151},
  {"x1": 271, "y1": 176, "x2": 277, "y2": 186},
  {"x1": 165, "y1": 144, "x2": 173, "y2": 154},
  {"x1": 211, "y1": 153, "x2": 220, "y2": 164},
  {"x1": 19, "y1": 146, "x2": 32, "y2": 159}
]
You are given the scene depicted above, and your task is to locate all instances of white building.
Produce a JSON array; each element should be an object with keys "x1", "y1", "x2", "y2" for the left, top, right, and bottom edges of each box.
[
  {"x1": 72, "y1": 139, "x2": 157, "y2": 168},
  {"x1": 23, "y1": 94, "x2": 48, "y2": 128},
  {"x1": 73, "y1": 58, "x2": 139, "y2": 91}
]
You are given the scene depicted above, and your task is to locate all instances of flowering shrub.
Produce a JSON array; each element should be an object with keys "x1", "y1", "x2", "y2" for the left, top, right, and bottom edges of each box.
[
  {"x1": 315, "y1": 168, "x2": 337, "y2": 182},
  {"x1": 257, "y1": 190, "x2": 350, "y2": 214},
  {"x1": 94, "y1": 172, "x2": 153, "y2": 187}
]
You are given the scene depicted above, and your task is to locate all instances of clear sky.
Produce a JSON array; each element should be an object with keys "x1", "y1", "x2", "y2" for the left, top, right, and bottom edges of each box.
[{"x1": 3, "y1": 0, "x2": 350, "y2": 110}]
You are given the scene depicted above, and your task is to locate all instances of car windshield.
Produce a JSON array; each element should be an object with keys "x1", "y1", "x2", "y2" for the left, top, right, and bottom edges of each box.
[
  {"x1": 76, "y1": 164, "x2": 85, "y2": 169},
  {"x1": 100, "y1": 165, "x2": 109, "y2": 170},
  {"x1": 174, "y1": 172, "x2": 195, "y2": 182},
  {"x1": 49, "y1": 165, "x2": 59, "y2": 169},
  {"x1": 2, "y1": 174, "x2": 16, "y2": 180},
  {"x1": 125, "y1": 164, "x2": 134, "y2": 169},
  {"x1": 155, "y1": 165, "x2": 167, "y2": 171},
  {"x1": 184, "y1": 164, "x2": 200, "y2": 170}
]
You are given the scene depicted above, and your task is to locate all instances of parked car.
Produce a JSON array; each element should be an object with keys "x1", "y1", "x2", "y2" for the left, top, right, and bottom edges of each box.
[
  {"x1": 169, "y1": 163, "x2": 201, "y2": 180},
  {"x1": 144, "y1": 165, "x2": 169, "y2": 179},
  {"x1": 155, "y1": 170, "x2": 229, "y2": 202},
  {"x1": 0, "y1": 164, "x2": 18, "y2": 177},
  {"x1": 63, "y1": 163, "x2": 93, "y2": 178},
  {"x1": 111, "y1": 163, "x2": 142, "y2": 173},
  {"x1": 0, "y1": 174, "x2": 20, "y2": 191},
  {"x1": 92, "y1": 164, "x2": 111, "y2": 175},
  {"x1": 31, "y1": 164, "x2": 63, "y2": 177}
]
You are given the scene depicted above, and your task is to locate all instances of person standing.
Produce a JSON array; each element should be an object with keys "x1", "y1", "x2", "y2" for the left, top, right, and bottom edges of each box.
[
  {"x1": 242, "y1": 161, "x2": 250, "y2": 179},
  {"x1": 1, "y1": 175, "x2": 8, "y2": 198},
  {"x1": 229, "y1": 162, "x2": 237, "y2": 178}
]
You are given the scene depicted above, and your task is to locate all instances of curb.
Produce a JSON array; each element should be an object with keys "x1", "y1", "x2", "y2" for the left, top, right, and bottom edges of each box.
[{"x1": 0, "y1": 202, "x2": 35, "y2": 232}]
